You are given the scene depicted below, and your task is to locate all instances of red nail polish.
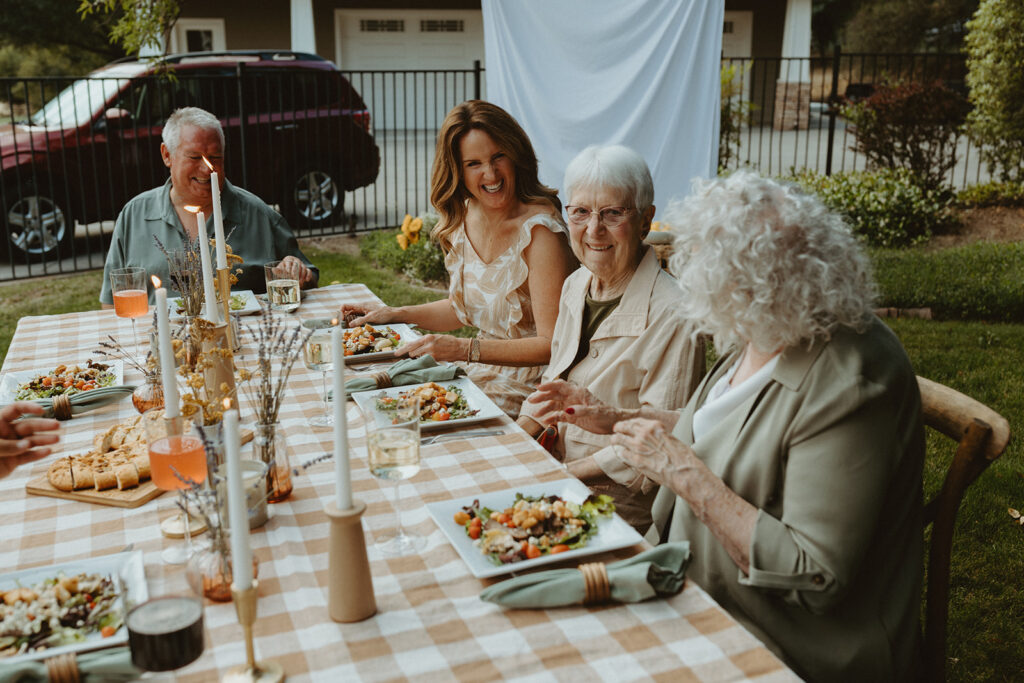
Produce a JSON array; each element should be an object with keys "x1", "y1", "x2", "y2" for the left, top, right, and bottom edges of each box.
[{"x1": 565, "y1": 407, "x2": 575, "y2": 415}]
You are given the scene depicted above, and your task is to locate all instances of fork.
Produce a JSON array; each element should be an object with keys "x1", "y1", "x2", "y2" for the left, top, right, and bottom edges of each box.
[{"x1": 421, "y1": 429, "x2": 506, "y2": 445}]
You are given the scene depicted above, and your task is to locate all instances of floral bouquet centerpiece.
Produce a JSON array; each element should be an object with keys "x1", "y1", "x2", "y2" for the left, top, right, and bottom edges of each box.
[{"x1": 237, "y1": 304, "x2": 313, "y2": 502}]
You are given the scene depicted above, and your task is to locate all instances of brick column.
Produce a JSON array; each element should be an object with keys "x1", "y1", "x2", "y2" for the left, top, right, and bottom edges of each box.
[{"x1": 773, "y1": 80, "x2": 811, "y2": 130}]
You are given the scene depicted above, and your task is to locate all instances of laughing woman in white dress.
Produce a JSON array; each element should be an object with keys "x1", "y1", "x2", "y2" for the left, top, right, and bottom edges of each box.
[{"x1": 343, "y1": 101, "x2": 576, "y2": 416}]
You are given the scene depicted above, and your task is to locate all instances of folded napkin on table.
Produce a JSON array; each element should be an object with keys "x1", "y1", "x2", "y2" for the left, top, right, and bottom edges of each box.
[
  {"x1": 334, "y1": 355, "x2": 465, "y2": 398},
  {"x1": 33, "y1": 386, "x2": 135, "y2": 420},
  {"x1": 0, "y1": 646, "x2": 140, "y2": 683},
  {"x1": 479, "y1": 542, "x2": 691, "y2": 608}
]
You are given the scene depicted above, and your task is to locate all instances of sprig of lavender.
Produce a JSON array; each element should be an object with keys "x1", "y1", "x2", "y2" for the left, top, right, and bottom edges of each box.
[
  {"x1": 93, "y1": 334, "x2": 156, "y2": 377},
  {"x1": 238, "y1": 303, "x2": 312, "y2": 425}
]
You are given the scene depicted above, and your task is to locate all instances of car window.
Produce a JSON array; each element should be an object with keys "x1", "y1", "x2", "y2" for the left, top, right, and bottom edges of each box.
[{"x1": 30, "y1": 76, "x2": 127, "y2": 128}]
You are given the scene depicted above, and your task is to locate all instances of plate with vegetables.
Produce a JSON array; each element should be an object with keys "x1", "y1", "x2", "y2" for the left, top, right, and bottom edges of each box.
[
  {"x1": 169, "y1": 289, "x2": 260, "y2": 319},
  {"x1": 0, "y1": 360, "x2": 123, "y2": 405},
  {"x1": 341, "y1": 323, "x2": 419, "y2": 364},
  {"x1": 352, "y1": 377, "x2": 504, "y2": 433},
  {"x1": 425, "y1": 480, "x2": 644, "y2": 578},
  {"x1": 0, "y1": 551, "x2": 147, "y2": 662}
]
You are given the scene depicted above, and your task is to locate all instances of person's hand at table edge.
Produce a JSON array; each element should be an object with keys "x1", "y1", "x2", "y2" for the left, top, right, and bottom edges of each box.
[
  {"x1": 0, "y1": 402, "x2": 60, "y2": 479},
  {"x1": 340, "y1": 301, "x2": 401, "y2": 327},
  {"x1": 395, "y1": 333, "x2": 468, "y2": 363}
]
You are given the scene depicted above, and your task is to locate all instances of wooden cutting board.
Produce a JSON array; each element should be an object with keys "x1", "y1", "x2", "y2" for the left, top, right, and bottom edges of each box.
[{"x1": 26, "y1": 430, "x2": 255, "y2": 508}]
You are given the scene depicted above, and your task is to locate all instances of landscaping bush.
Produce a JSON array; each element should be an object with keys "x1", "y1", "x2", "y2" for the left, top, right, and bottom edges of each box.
[
  {"x1": 965, "y1": 0, "x2": 1024, "y2": 183},
  {"x1": 956, "y1": 180, "x2": 1024, "y2": 208},
  {"x1": 718, "y1": 63, "x2": 753, "y2": 171},
  {"x1": 872, "y1": 241, "x2": 1024, "y2": 321},
  {"x1": 359, "y1": 217, "x2": 448, "y2": 286},
  {"x1": 791, "y1": 168, "x2": 954, "y2": 247},
  {"x1": 842, "y1": 80, "x2": 967, "y2": 191}
]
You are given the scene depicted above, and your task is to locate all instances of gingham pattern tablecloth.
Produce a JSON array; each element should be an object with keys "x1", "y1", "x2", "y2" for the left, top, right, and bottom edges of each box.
[{"x1": 0, "y1": 284, "x2": 797, "y2": 682}]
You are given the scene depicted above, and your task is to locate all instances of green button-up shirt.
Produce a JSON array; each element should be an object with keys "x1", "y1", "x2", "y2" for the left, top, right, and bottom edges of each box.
[{"x1": 99, "y1": 178, "x2": 318, "y2": 304}]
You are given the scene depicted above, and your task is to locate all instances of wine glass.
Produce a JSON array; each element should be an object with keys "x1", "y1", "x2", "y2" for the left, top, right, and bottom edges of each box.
[
  {"x1": 127, "y1": 595, "x2": 205, "y2": 673},
  {"x1": 302, "y1": 318, "x2": 337, "y2": 427},
  {"x1": 368, "y1": 395, "x2": 425, "y2": 556},
  {"x1": 145, "y1": 410, "x2": 208, "y2": 565},
  {"x1": 265, "y1": 260, "x2": 301, "y2": 313},
  {"x1": 110, "y1": 266, "x2": 149, "y2": 353}
]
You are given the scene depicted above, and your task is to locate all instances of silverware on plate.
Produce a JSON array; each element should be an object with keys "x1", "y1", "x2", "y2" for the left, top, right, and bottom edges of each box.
[{"x1": 421, "y1": 429, "x2": 505, "y2": 445}]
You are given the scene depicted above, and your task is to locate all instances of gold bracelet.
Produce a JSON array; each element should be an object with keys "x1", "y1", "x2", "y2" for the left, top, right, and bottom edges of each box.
[{"x1": 468, "y1": 337, "x2": 481, "y2": 363}]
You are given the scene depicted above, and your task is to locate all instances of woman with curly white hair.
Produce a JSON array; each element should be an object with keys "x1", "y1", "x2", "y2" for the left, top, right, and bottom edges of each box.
[{"x1": 529, "y1": 170, "x2": 925, "y2": 682}]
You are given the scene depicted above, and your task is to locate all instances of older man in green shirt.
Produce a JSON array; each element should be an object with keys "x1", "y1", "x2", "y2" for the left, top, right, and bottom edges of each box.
[{"x1": 100, "y1": 107, "x2": 317, "y2": 306}]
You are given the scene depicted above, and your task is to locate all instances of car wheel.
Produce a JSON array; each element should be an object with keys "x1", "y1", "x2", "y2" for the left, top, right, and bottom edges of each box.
[
  {"x1": 285, "y1": 169, "x2": 345, "y2": 230},
  {"x1": 4, "y1": 189, "x2": 74, "y2": 262}
]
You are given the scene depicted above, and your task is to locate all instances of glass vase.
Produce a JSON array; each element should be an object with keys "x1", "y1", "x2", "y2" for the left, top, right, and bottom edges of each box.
[
  {"x1": 254, "y1": 422, "x2": 292, "y2": 503},
  {"x1": 132, "y1": 374, "x2": 164, "y2": 414},
  {"x1": 186, "y1": 533, "x2": 259, "y2": 602}
]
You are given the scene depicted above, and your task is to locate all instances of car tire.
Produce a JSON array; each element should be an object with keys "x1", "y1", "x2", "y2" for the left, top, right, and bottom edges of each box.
[
  {"x1": 3, "y1": 187, "x2": 74, "y2": 263},
  {"x1": 283, "y1": 168, "x2": 345, "y2": 231}
]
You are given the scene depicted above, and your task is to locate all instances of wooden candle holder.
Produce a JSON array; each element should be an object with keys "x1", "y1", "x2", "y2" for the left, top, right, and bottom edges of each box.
[{"x1": 325, "y1": 500, "x2": 377, "y2": 622}]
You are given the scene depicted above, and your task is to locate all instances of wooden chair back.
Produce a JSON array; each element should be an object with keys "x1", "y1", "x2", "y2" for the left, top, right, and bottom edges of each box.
[{"x1": 917, "y1": 376, "x2": 1010, "y2": 682}]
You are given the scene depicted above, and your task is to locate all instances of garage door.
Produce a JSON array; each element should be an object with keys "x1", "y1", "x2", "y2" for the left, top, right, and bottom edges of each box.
[{"x1": 334, "y1": 9, "x2": 485, "y2": 130}]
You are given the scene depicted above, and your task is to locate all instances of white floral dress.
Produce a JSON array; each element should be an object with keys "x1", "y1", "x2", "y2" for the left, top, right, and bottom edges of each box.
[{"x1": 445, "y1": 213, "x2": 567, "y2": 417}]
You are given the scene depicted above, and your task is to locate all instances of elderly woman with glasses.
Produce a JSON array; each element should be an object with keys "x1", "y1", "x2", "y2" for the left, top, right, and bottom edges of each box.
[
  {"x1": 530, "y1": 171, "x2": 925, "y2": 681},
  {"x1": 518, "y1": 145, "x2": 704, "y2": 531}
]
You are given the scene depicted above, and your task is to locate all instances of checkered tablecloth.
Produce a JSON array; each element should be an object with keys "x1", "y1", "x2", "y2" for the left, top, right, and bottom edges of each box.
[{"x1": 0, "y1": 284, "x2": 797, "y2": 682}]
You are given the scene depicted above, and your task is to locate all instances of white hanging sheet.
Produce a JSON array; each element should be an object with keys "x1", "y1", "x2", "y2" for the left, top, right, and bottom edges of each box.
[{"x1": 482, "y1": 0, "x2": 723, "y2": 215}]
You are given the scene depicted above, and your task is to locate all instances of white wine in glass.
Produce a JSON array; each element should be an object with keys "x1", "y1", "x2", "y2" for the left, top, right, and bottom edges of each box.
[
  {"x1": 302, "y1": 324, "x2": 334, "y2": 427},
  {"x1": 368, "y1": 396, "x2": 425, "y2": 556},
  {"x1": 265, "y1": 260, "x2": 300, "y2": 312}
]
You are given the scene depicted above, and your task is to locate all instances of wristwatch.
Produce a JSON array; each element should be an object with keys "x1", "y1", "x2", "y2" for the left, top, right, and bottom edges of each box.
[{"x1": 468, "y1": 337, "x2": 481, "y2": 363}]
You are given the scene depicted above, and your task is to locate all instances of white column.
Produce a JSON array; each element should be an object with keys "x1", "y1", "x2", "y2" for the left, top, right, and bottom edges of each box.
[
  {"x1": 290, "y1": 0, "x2": 317, "y2": 54},
  {"x1": 780, "y1": 0, "x2": 811, "y2": 83}
]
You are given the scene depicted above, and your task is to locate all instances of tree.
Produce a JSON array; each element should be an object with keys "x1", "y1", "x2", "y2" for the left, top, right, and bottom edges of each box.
[
  {"x1": 0, "y1": 0, "x2": 124, "y2": 64},
  {"x1": 964, "y1": 0, "x2": 1024, "y2": 182},
  {"x1": 839, "y1": 0, "x2": 979, "y2": 53},
  {"x1": 78, "y1": 0, "x2": 180, "y2": 59}
]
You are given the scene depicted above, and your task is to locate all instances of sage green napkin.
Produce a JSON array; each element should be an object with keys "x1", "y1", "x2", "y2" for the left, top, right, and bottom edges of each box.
[
  {"x1": 0, "y1": 646, "x2": 141, "y2": 682},
  {"x1": 480, "y1": 542, "x2": 691, "y2": 608},
  {"x1": 335, "y1": 355, "x2": 465, "y2": 398},
  {"x1": 34, "y1": 386, "x2": 135, "y2": 420}
]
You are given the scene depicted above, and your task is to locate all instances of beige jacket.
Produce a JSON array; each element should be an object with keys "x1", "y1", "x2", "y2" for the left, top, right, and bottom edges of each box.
[{"x1": 521, "y1": 248, "x2": 704, "y2": 529}]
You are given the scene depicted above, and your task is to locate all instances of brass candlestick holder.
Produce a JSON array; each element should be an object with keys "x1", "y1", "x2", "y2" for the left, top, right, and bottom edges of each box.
[
  {"x1": 216, "y1": 267, "x2": 238, "y2": 351},
  {"x1": 222, "y1": 580, "x2": 285, "y2": 683},
  {"x1": 325, "y1": 500, "x2": 377, "y2": 622},
  {"x1": 201, "y1": 321, "x2": 237, "y2": 411}
]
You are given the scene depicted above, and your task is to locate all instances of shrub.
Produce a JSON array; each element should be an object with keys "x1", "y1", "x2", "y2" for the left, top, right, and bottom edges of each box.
[
  {"x1": 956, "y1": 181, "x2": 1024, "y2": 208},
  {"x1": 872, "y1": 242, "x2": 1024, "y2": 321},
  {"x1": 965, "y1": 0, "x2": 1024, "y2": 183},
  {"x1": 360, "y1": 221, "x2": 448, "y2": 286},
  {"x1": 719, "y1": 63, "x2": 753, "y2": 171},
  {"x1": 841, "y1": 80, "x2": 967, "y2": 191},
  {"x1": 790, "y1": 169, "x2": 954, "y2": 247}
]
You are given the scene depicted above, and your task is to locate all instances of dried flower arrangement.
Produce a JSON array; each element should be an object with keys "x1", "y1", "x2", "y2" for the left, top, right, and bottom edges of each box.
[
  {"x1": 238, "y1": 304, "x2": 312, "y2": 426},
  {"x1": 175, "y1": 318, "x2": 236, "y2": 426},
  {"x1": 93, "y1": 333, "x2": 160, "y2": 378},
  {"x1": 154, "y1": 228, "x2": 244, "y2": 317}
]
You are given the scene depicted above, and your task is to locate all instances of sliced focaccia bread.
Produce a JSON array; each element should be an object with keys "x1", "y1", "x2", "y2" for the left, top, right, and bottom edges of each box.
[{"x1": 47, "y1": 457, "x2": 75, "y2": 492}]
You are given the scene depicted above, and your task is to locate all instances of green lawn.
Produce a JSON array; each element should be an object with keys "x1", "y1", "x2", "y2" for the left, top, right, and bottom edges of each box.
[{"x1": 0, "y1": 248, "x2": 1020, "y2": 681}]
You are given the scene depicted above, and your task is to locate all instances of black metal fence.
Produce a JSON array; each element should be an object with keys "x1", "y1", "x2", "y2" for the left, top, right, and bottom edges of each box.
[{"x1": 0, "y1": 51, "x2": 1009, "y2": 282}]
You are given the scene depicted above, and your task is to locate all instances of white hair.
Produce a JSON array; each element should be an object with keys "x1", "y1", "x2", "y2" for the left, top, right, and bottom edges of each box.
[
  {"x1": 667, "y1": 170, "x2": 877, "y2": 353},
  {"x1": 563, "y1": 145, "x2": 654, "y2": 212},
  {"x1": 162, "y1": 107, "x2": 224, "y2": 154}
]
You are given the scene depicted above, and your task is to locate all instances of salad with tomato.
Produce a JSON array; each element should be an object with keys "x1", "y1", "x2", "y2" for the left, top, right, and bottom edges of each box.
[
  {"x1": 453, "y1": 493, "x2": 616, "y2": 565},
  {"x1": 0, "y1": 572, "x2": 123, "y2": 658},
  {"x1": 375, "y1": 382, "x2": 479, "y2": 423},
  {"x1": 15, "y1": 361, "x2": 116, "y2": 401}
]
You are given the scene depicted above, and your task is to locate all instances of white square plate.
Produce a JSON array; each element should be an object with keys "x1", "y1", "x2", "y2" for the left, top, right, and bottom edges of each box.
[
  {"x1": 425, "y1": 479, "x2": 644, "y2": 578},
  {"x1": 169, "y1": 289, "x2": 260, "y2": 319},
  {"x1": 342, "y1": 324, "x2": 421, "y2": 364},
  {"x1": 351, "y1": 376, "x2": 504, "y2": 433},
  {"x1": 0, "y1": 551, "x2": 148, "y2": 663},
  {"x1": 0, "y1": 360, "x2": 125, "y2": 405}
]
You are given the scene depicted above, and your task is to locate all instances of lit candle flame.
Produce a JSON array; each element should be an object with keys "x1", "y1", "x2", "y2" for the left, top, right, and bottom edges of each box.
[
  {"x1": 183, "y1": 204, "x2": 200, "y2": 214},
  {"x1": 331, "y1": 318, "x2": 338, "y2": 326},
  {"x1": 223, "y1": 397, "x2": 232, "y2": 410},
  {"x1": 152, "y1": 275, "x2": 161, "y2": 288},
  {"x1": 202, "y1": 156, "x2": 214, "y2": 171}
]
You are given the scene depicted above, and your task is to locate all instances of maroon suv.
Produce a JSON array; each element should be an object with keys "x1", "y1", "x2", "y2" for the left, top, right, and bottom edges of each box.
[{"x1": 1, "y1": 50, "x2": 380, "y2": 262}]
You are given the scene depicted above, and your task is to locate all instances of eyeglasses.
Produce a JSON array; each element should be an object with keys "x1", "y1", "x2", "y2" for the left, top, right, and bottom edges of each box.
[{"x1": 565, "y1": 205, "x2": 634, "y2": 227}]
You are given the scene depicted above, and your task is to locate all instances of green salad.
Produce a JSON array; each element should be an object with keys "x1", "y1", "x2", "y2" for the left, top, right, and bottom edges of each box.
[{"x1": 375, "y1": 382, "x2": 479, "y2": 423}]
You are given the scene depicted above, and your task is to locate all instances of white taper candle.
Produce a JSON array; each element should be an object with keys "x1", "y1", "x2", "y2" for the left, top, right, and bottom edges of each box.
[
  {"x1": 332, "y1": 324, "x2": 352, "y2": 509},
  {"x1": 223, "y1": 406, "x2": 253, "y2": 590},
  {"x1": 196, "y1": 211, "x2": 221, "y2": 324},
  {"x1": 211, "y1": 171, "x2": 227, "y2": 270},
  {"x1": 152, "y1": 280, "x2": 180, "y2": 419}
]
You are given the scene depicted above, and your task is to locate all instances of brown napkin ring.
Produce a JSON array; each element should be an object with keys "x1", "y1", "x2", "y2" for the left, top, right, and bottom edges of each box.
[
  {"x1": 45, "y1": 652, "x2": 81, "y2": 683},
  {"x1": 52, "y1": 393, "x2": 73, "y2": 421},
  {"x1": 579, "y1": 562, "x2": 610, "y2": 604},
  {"x1": 372, "y1": 371, "x2": 393, "y2": 389}
]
